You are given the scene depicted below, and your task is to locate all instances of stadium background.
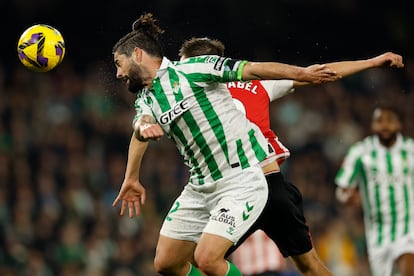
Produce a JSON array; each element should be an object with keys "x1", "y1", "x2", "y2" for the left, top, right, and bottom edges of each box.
[{"x1": 0, "y1": 0, "x2": 413, "y2": 275}]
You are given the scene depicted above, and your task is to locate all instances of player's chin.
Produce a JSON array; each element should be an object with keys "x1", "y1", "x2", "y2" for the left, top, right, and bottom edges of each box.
[{"x1": 378, "y1": 131, "x2": 394, "y2": 140}]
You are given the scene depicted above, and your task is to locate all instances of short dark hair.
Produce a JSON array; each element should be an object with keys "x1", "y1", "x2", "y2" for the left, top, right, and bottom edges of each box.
[
  {"x1": 113, "y1": 12, "x2": 164, "y2": 58},
  {"x1": 373, "y1": 103, "x2": 403, "y2": 122},
  {"x1": 179, "y1": 37, "x2": 225, "y2": 58}
]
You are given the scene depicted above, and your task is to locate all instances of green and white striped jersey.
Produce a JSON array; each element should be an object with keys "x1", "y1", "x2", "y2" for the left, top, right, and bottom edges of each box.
[
  {"x1": 134, "y1": 56, "x2": 270, "y2": 186},
  {"x1": 335, "y1": 134, "x2": 414, "y2": 249}
]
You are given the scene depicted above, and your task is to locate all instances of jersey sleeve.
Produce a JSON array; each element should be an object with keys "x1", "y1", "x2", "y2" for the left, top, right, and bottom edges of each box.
[
  {"x1": 335, "y1": 142, "x2": 364, "y2": 189},
  {"x1": 132, "y1": 93, "x2": 154, "y2": 127},
  {"x1": 259, "y1": 80, "x2": 295, "y2": 101},
  {"x1": 179, "y1": 55, "x2": 247, "y2": 83}
]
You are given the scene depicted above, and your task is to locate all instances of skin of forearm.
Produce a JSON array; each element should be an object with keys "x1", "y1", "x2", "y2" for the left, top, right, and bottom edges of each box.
[
  {"x1": 293, "y1": 59, "x2": 374, "y2": 88},
  {"x1": 124, "y1": 133, "x2": 149, "y2": 181},
  {"x1": 242, "y1": 62, "x2": 305, "y2": 81},
  {"x1": 325, "y1": 59, "x2": 374, "y2": 78}
]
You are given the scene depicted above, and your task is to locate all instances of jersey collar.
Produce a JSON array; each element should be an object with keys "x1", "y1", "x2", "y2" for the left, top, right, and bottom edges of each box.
[{"x1": 156, "y1": 57, "x2": 171, "y2": 78}]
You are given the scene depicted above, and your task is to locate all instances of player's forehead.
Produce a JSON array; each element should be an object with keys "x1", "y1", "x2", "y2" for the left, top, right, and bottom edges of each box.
[
  {"x1": 372, "y1": 108, "x2": 398, "y2": 121},
  {"x1": 113, "y1": 52, "x2": 126, "y2": 64}
]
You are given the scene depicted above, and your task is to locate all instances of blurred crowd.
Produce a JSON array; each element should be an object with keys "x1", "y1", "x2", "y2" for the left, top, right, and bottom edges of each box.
[{"x1": 0, "y1": 56, "x2": 413, "y2": 276}]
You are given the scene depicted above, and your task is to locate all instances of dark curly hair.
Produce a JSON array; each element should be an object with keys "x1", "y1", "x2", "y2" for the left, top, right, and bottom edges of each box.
[
  {"x1": 113, "y1": 12, "x2": 164, "y2": 58},
  {"x1": 373, "y1": 103, "x2": 403, "y2": 123}
]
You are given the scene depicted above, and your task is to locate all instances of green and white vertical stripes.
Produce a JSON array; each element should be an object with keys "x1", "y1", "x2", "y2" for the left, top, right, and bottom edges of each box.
[
  {"x1": 134, "y1": 56, "x2": 270, "y2": 186},
  {"x1": 335, "y1": 134, "x2": 414, "y2": 250}
]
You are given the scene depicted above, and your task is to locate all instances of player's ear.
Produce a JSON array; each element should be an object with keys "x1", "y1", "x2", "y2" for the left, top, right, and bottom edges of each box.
[{"x1": 133, "y1": 47, "x2": 143, "y2": 63}]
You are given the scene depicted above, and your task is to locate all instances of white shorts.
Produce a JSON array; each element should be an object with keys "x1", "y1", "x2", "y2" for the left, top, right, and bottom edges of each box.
[
  {"x1": 159, "y1": 164, "x2": 268, "y2": 244},
  {"x1": 369, "y1": 234, "x2": 414, "y2": 276}
]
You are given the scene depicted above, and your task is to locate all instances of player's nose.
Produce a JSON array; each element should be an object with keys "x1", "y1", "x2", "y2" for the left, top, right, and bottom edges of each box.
[{"x1": 116, "y1": 68, "x2": 125, "y2": 79}]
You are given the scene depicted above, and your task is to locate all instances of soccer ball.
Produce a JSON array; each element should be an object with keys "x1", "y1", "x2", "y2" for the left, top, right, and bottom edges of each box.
[{"x1": 17, "y1": 24, "x2": 65, "y2": 72}]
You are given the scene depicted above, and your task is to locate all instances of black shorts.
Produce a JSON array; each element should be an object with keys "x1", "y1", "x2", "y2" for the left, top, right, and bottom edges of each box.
[{"x1": 226, "y1": 172, "x2": 313, "y2": 258}]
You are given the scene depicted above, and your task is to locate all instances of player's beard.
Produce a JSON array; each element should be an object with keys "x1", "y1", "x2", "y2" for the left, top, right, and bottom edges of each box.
[
  {"x1": 377, "y1": 131, "x2": 398, "y2": 147},
  {"x1": 127, "y1": 62, "x2": 146, "y2": 93}
]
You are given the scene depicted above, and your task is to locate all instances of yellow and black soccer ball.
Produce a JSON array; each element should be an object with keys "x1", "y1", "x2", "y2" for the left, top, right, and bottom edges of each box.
[{"x1": 17, "y1": 24, "x2": 65, "y2": 72}]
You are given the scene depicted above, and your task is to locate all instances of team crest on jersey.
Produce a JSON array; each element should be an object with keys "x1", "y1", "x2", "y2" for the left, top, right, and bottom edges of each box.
[
  {"x1": 159, "y1": 98, "x2": 191, "y2": 125},
  {"x1": 172, "y1": 81, "x2": 180, "y2": 95}
]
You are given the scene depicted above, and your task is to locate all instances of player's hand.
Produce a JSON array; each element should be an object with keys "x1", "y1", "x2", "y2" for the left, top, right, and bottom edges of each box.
[
  {"x1": 134, "y1": 122, "x2": 164, "y2": 141},
  {"x1": 302, "y1": 64, "x2": 341, "y2": 84},
  {"x1": 336, "y1": 187, "x2": 361, "y2": 207},
  {"x1": 371, "y1": 52, "x2": 404, "y2": 68},
  {"x1": 112, "y1": 179, "x2": 146, "y2": 218},
  {"x1": 133, "y1": 115, "x2": 164, "y2": 141}
]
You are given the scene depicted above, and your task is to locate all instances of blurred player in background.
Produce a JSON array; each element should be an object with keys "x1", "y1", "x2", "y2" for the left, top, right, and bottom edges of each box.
[
  {"x1": 335, "y1": 105, "x2": 414, "y2": 276},
  {"x1": 179, "y1": 37, "x2": 404, "y2": 276}
]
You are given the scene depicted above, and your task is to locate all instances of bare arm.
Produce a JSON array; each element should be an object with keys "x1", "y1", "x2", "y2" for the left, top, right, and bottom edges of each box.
[
  {"x1": 112, "y1": 133, "x2": 149, "y2": 218},
  {"x1": 293, "y1": 52, "x2": 404, "y2": 87},
  {"x1": 241, "y1": 61, "x2": 340, "y2": 84},
  {"x1": 124, "y1": 134, "x2": 149, "y2": 182},
  {"x1": 328, "y1": 51, "x2": 403, "y2": 75},
  {"x1": 112, "y1": 114, "x2": 163, "y2": 217}
]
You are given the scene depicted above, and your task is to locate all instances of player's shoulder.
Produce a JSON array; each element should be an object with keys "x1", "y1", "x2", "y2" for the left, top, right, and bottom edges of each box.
[
  {"x1": 401, "y1": 135, "x2": 414, "y2": 146},
  {"x1": 178, "y1": 55, "x2": 223, "y2": 65},
  {"x1": 402, "y1": 134, "x2": 414, "y2": 142},
  {"x1": 349, "y1": 136, "x2": 373, "y2": 152},
  {"x1": 176, "y1": 55, "x2": 237, "y2": 75}
]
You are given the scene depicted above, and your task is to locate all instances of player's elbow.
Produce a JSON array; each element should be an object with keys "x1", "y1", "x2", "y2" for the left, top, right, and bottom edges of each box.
[{"x1": 241, "y1": 62, "x2": 261, "y2": 81}]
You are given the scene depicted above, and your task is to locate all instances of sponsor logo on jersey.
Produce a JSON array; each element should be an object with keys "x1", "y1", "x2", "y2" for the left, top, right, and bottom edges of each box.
[
  {"x1": 369, "y1": 173, "x2": 405, "y2": 185},
  {"x1": 159, "y1": 99, "x2": 191, "y2": 125},
  {"x1": 211, "y1": 208, "x2": 236, "y2": 227}
]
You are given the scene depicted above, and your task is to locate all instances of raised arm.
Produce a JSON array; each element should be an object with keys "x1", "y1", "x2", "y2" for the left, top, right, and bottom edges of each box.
[
  {"x1": 294, "y1": 52, "x2": 404, "y2": 87},
  {"x1": 328, "y1": 51, "x2": 403, "y2": 75},
  {"x1": 241, "y1": 61, "x2": 340, "y2": 84}
]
